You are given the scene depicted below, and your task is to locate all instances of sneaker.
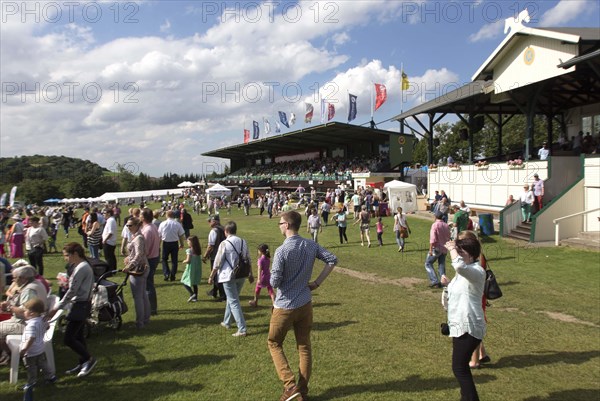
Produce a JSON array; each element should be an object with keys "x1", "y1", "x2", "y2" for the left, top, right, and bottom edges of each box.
[
  {"x1": 20, "y1": 382, "x2": 36, "y2": 391},
  {"x1": 279, "y1": 385, "x2": 301, "y2": 401},
  {"x1": 65, "y1": 364, "x2": 82, "y2": 375},
  {"x1": 232, "y1": 331, "x2": 247, "y2": 337},
  {"x1": 220, "y1": 322, "x2": 231, "y2": 329},
  {"x1": 188, "y1": 295, "x2": 197, "y2": 303},
  {"x1": 248, "y1": 300, "x2": 257, "y2": 307},
  {"x1": 46, "y1": 376, "x2": 58, "y2": 385},
  {"x1": 77, "y1": 357, "x2": 97, "y2": 377}
]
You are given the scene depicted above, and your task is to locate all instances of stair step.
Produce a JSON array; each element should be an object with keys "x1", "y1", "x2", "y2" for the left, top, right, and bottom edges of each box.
[
  {"x1": 507, "y1": 232, "x2": 530, "y2": 241},
  {"x1": 512, "y1": 228, "x2": 532, "y2": 236}
]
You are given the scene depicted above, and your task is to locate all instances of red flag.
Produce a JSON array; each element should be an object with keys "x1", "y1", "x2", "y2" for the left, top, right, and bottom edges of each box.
[
  {"x1": 375, "y1": 83, "x2": 387, "y2": 111},
  {"x1": 327, "y1": 103, "x2": 335, "y2": 121},
  {"x1": 243, "y1": 129, "x2": 250, "y2": 144}
]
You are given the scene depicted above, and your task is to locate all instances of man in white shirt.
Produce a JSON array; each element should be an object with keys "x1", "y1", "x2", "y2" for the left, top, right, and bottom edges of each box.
[
  {"x1": 25, "y1": 216, "x2": 48, "y2": 275},
  {"x1": 538, "y1": 142, "x2": 550, "y2": 160},
  {"x1": 102, "y1": 209, "x2": 118, "y2": 270},
  {"x1": 158, "y1": 210, "x2": 185, "y2": 281}
]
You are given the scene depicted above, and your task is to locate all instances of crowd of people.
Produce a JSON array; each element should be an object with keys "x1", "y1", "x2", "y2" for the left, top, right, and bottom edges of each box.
[
  {"x1": 0, "y1": 184, "x2": 498, "y2": 401},
  {"x1": 222, "y1": 154, "x2": 390, "y2": 182}
]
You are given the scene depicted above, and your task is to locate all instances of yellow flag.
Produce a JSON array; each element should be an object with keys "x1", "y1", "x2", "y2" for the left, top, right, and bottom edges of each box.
[{"x1": 401, "y1": 71, "x2": 409, "y2": 91}]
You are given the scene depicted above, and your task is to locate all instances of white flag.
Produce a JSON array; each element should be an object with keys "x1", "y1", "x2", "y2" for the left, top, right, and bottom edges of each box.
[
  {"x1": 264, "y1": 118, "x2": 271, "y2": 135},
  {"x1": 289, "y1": 112, "x2": 296, "y2": 126}
]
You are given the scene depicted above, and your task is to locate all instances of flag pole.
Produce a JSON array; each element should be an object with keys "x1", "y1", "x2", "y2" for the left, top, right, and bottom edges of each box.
[
  {"x1": 400, "y1": 62, "x2": 405, "y2": 135},
  {"x1": 370, "y1": 81, "x2": 375, "y2": 129}
]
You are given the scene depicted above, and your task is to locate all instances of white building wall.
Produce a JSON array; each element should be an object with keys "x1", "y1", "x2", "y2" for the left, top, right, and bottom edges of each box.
[
  {"x1": 494, "y1": 36, "x2": 577, "y2": 94},
  {"x1": 584, "y1": 157, "x2": 600, "y2": 232}
]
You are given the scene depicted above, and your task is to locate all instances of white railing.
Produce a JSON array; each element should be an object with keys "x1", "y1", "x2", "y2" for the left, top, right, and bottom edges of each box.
[
  {"x1": 553, "y1": 208, "x2": 600, "y2": 246},
  {"x1": 501, "y1": 200, "x2": 523, "y2": 236}
]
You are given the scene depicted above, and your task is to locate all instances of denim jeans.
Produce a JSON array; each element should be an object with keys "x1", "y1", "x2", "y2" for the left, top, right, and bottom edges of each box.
[
  {"x1": 425, "y1": 251, "x2": 447, "y2": 284},
  {"x1": 146, "y1": 257, "x2": 159, "y2": 314},
  {"x1": 222, "y1": 278, "x2": 247, "y2": 333},
  {"x1": 395, "y1": 230, "x2": 405, "y2": 248},
  {"x1": 88, "y1": 244, "x2": 100, "y2": 260},
  {"x1": 268, "y1": 302, "x2": 313, "y2": 395}
]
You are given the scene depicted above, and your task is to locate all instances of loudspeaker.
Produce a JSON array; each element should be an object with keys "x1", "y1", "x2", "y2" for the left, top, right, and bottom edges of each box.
[
  {"x1": 433, "y1": 138, "x2": 440, "y2": 147},
  {"x1": 472, "y1": 115, "x2": 485, "y2": 133},
  {"x1": 459, "y1": 128, "x2": 469, "y2": 141}
]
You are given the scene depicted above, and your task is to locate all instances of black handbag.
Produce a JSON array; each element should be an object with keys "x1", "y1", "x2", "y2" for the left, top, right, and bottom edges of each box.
[{"x1": 484, "y1": 269, "x2": 503, "y2": 300}]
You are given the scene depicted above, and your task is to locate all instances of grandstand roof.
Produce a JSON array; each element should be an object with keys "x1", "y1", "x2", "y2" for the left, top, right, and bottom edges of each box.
[{"x1": 202, "y1": 122, "x2": 394, "y2": 160}]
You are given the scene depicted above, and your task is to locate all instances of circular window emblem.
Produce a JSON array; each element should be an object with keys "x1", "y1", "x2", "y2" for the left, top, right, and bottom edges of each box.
[
  {"x1": 398, "y1": 136, "x2": 406, "y2": 145},
  {"x1": 524, "y1": 47, "x2": 535, "y2": 65}
]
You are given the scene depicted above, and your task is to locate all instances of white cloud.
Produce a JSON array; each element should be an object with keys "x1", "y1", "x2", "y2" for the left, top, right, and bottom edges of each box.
[
  {"x1": 468, "y1": 20, "x2": 504, "y2": 42},
  {"x1": 160, "y1": 19, "x2": 171, "y2": 33},
  {"x1": 539, "y1": 0, "x2": 590, "y2": 26},
  {"x1": 0, "y1": 0, "x2": 437, "y2": 176}
]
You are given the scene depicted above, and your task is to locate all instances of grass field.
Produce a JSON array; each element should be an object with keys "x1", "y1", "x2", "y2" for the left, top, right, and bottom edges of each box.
[{"x1": 1, "y1": 205, "x2": 599, "y2": 401}]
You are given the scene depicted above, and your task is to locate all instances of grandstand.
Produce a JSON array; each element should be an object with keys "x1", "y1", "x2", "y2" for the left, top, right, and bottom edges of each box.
[{"x1": 202, "y1": 122, "x2": 418, "y2": 191}]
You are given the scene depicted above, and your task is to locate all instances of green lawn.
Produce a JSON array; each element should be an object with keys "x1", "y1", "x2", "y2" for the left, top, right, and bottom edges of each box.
[{"x1": 1, "y1": 205, "x2": 599, "y2": 401}]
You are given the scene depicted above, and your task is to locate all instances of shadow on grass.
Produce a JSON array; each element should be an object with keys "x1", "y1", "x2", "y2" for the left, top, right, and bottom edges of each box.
[
  {"x1": 492, "y1": 350, "x2": 600, "y2": 369},
  {"x1": 313, "y1": 320, "x2": 359, "y2": 331},
  {"x1": 36, "y1": 379, "x2": 202, "y2": 401},
  {"x1": 522, "y1": 389, "x2": 600, "y2": 401},
  {"x1": 313, "y1": 374, "x2": 496, "y2": 400}
]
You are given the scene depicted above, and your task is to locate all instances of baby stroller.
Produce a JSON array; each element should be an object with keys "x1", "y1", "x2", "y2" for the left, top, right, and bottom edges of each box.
[
  {"x1": 89, "y1": 269, "x2": 128, "y2": 331},
  {"x1": 57, "y1": 259, "x2": 128, "y2": 336}
]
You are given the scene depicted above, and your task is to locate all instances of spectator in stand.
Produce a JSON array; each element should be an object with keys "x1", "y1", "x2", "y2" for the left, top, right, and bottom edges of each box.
[
  {"x1": 538, "y1": 142, "x2": 550, "y2": 160},
  {"x1": 532, "y1": 173, "x2": 544, "y2": 213}
]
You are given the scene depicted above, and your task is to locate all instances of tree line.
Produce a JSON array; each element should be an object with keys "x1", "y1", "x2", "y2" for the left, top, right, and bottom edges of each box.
[{"x1": 0, "y1": 155, "x2": 227, "y2": 205}]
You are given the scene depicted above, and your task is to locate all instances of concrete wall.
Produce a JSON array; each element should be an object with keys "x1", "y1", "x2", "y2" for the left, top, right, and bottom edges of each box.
[
  {"x1": 534, "y1": 179, "x2": 584, "y2": 242},
  {"x1": 584, "y1": 157, "x2": 600, "y2": 232}
]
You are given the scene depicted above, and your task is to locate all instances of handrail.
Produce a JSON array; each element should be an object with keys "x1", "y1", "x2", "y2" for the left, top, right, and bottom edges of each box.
[{"x1": 553, "y1": 208, "x2": 600, "y2": 246}]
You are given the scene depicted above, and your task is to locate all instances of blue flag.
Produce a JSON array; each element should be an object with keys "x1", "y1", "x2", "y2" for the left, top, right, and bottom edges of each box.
[
  {"x1": 253, "y1": 120, "x2": 259, "y2": 139},
  {"x1": 348, "y1": 93, "x2": 357, "y2": 122},
  {"x1": 278, "y1": 111, "x2": 289, "y2": 128}
]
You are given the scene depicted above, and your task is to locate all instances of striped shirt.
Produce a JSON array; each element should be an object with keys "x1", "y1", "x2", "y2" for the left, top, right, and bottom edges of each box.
[{"x1": 271, "y1": 235, "x2": 337, "y2": 310}]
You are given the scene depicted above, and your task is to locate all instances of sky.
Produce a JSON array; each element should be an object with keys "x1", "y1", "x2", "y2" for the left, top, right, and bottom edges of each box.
[{"x1": 1, "y1": 0, "x2": 598, "y2": 177}]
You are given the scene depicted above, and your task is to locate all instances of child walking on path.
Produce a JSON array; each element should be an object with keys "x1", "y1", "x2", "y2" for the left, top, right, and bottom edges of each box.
[
  {"x1": 376, "y1": 217, "x2": 385, "y2": 246},
  {"x1": 20, "y1": 298, "x2": 57, "y2": 392},
  {"x1": 248, "y1": 244, "x2": 274, "y2": 307},
  {"x1": 181, "y1": 235, "x2": 202, "y2": 302}
]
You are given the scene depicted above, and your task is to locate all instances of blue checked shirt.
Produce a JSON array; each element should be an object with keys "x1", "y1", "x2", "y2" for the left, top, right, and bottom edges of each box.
[{"x1": 271, "y1": 235, "x2": 337, "y2": 309}]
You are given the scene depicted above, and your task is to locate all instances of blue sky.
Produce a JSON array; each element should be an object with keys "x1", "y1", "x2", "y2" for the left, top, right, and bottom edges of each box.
[{"x1": 1, "y1": 0, "x2": 598, "y2": 177}]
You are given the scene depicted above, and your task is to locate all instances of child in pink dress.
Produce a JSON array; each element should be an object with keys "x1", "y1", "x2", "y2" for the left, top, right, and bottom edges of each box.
[{"x1": 248, "y1": 244, "x2": 275, "y2": 307}]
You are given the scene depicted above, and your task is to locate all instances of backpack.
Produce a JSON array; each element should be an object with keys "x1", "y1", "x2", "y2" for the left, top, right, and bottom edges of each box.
[{"x1": 225, "y1": 239, "x2": 251, "y2": 279}]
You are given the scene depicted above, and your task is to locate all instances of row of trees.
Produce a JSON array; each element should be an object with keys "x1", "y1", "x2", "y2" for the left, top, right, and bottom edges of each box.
[{"x1": 0, "y1": 156, "x2": 229, "y2": 205}]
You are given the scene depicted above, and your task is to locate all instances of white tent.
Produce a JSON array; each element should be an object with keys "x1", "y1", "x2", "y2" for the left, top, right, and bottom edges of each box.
[
  {"x1": 383, "y1": 180, "x2": 418, "y2": 213},
  {"x1": 205, "y1": 184, "x2": 231, "y2": 198}
]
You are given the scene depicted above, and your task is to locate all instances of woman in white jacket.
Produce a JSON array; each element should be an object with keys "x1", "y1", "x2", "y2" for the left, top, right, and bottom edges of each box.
[{"x1": 441, "y1": 232, "x2": 486, "y2": 401}]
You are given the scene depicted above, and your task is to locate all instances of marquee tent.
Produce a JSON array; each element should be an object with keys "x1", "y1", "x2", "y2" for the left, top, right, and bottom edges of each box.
[
  {"x1": 205, "y1": 184, "x2": 232, "y2": 198},
  {"x1": 383, "y1": 180, "x2": 418, "y2": 213}
]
